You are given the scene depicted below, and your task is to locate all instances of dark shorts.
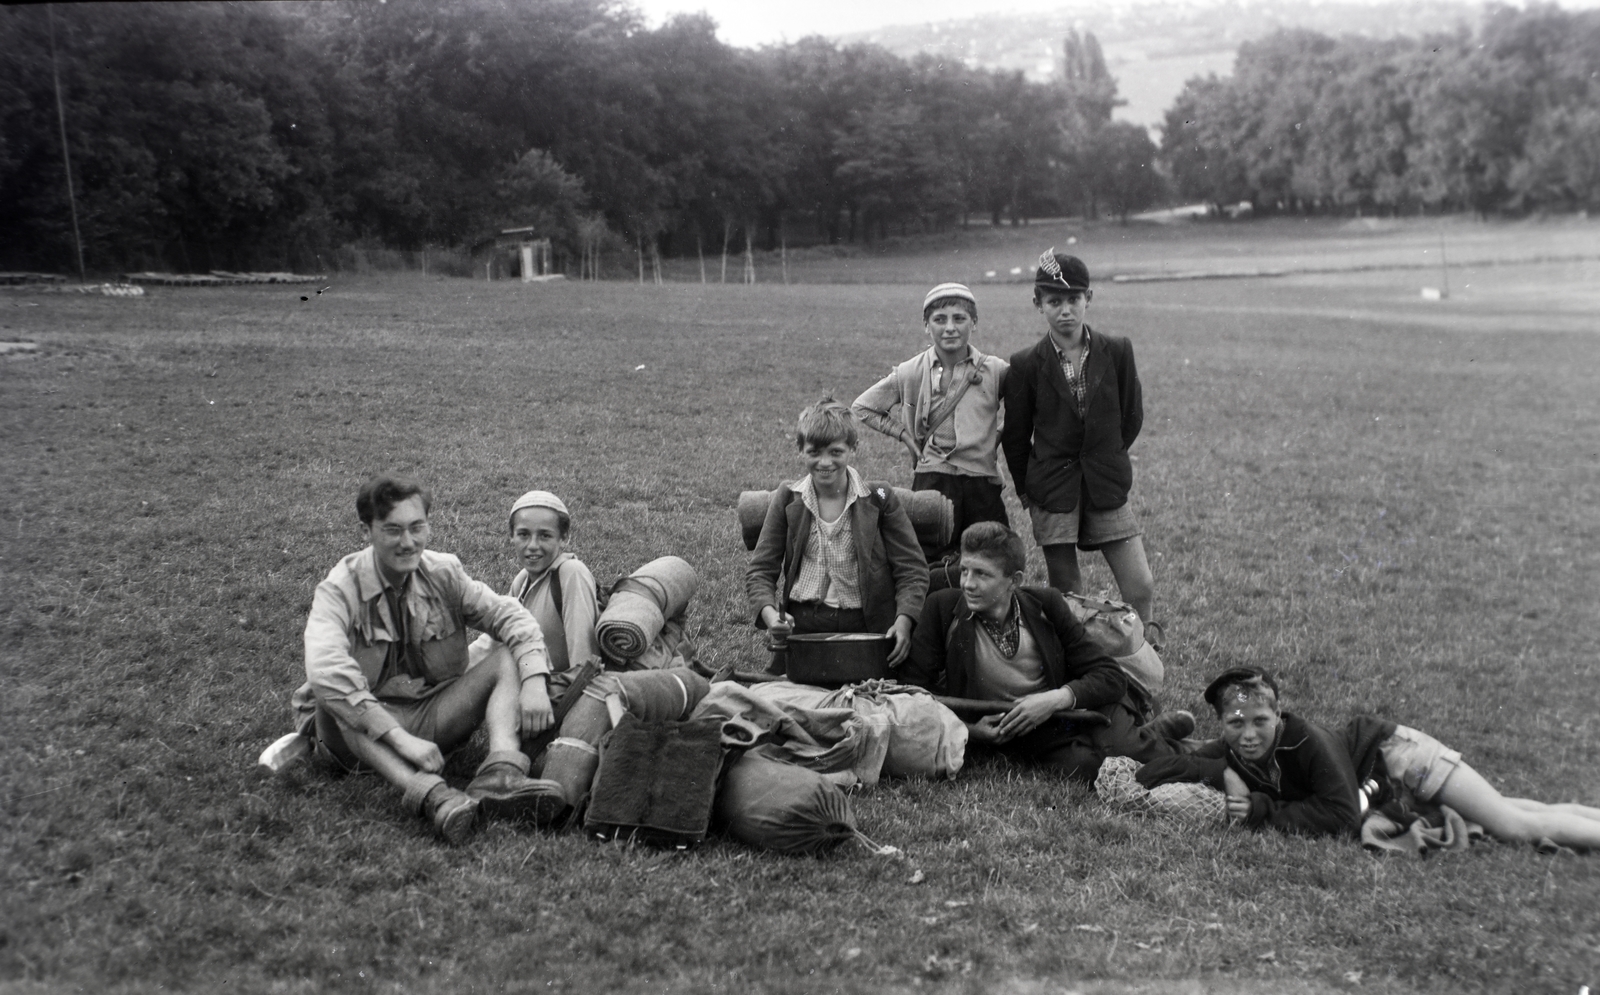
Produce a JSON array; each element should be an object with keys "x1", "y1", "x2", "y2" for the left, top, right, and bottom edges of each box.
[
  {"x1": 990, "y1": 698, "x2": 1176, "y2": 782},
  {"x1": 913, "y1": 471, "x2": 1009, "y2": 558}
]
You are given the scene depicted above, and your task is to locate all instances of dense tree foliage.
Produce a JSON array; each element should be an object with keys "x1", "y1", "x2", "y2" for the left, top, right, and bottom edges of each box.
[
  {"x1": 1159, "y1": 4, "x2": 1600, "y2": 215},
  {"x1": 1, "y1": 0, "x2": 1144, "y2": 274}
]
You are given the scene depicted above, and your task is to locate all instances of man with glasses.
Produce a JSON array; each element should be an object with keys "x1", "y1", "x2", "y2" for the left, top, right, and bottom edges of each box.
[
  {"x1": 1000, "y1": 251, "x2": 1160, "y2": 644},
  {"x1": 292, "y1": 474, "x2": 563, "y2": 842}
]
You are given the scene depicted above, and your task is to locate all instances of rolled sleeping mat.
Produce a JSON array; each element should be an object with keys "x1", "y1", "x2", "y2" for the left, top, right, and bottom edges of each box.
[
  {"x1": 737, "y1": 485, "x2": 953, "y2": 552},
  {"x1": 596, "y1": 555, "x2": 698, "y2": 663}
]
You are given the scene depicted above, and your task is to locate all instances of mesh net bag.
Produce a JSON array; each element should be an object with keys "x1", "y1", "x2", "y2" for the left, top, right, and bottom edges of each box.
[{"x1": 1095, "y1": 755, "x2": 1227, "y2": 828}]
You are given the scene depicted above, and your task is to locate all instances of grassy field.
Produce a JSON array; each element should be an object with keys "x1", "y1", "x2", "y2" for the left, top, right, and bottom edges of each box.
[{"x1": 3, "y1": 218, "x2": 1599, "y2": 995}]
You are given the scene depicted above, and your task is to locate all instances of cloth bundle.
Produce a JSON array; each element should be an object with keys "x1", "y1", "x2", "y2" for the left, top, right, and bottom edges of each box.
[
  {"x1": 820, "y1": 680, "x2": 967, "y2": 780},
  {"x1": 714, "y1": 754, "x2": 859, "y2": 855},
  {"x1": 693, "y1": 682, "x2": 890, "y2": 788},
  {"x1": 736, "y1": 486, "x2": 953, "y2": 553},
  {"x1": 584, "y1": 712, "x2": 726, "y2": 846},
  {"x1": 1360, "y1": 804, "x2": 1482, "y2": 856},
  {"x1": 1095, "y1": 754, "x2": 1227, "y2": 827},
  {"x1": 596, "y1": 556, "x2": 698, "y2": 665}
]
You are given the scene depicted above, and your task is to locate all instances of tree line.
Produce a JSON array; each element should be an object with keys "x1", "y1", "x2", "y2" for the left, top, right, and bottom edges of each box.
[
  {"x1": 7, "y1": 2, "x2": 1594, "y2": 277},
  {"x1": 0, "y1": 0, "x2": 1159, "y2": 276},
  {"x1": 1160, "y1": 4, "x2": 1600, "y2": 216}
]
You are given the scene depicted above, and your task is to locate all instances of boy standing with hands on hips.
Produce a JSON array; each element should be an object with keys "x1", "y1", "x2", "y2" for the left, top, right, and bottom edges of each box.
[
  {"x1": 852, "y1": 282, "x2": 1010, "y2": 566},
  {"x1": 1001, "y1": 250, "x2": 1160, "y2": 645}
]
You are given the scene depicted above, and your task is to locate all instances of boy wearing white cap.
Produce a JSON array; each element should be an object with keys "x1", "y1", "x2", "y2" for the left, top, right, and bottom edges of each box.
[
  {"x1": 852, "y1": 283, "x2": 1010, "y2": 563},
  {"x1": 472, "y1": 490, "x2": 602, "y2": 686}
]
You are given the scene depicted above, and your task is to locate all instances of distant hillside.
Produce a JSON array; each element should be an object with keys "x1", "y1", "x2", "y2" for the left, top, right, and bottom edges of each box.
[{"x1": 835, "y1": 0, "x2": 1483, "y2": 130}]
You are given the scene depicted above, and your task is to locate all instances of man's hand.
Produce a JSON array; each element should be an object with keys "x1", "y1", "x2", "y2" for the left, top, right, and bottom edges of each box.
[
  {"x1": 968, "y1": 714, "x2": 1003, "y2": 745},
  {"x1": 1223, "y1": 767, "x2": 1251, "y2": 825},
  {"x1": 993, "y1": 688, "x2": 1071, "y2": 743},
  {"x1": 520, "y1": 677, "x2": 554, "y2": 736},
  {"x1": 885, "y1": 614, "x2": 915, "y2": 667},
  {"x1": 383, "y1": 728, "x2": 444, "y2": 773}
]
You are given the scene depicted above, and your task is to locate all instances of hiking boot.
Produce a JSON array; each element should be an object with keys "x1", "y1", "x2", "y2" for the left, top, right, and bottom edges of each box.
[
  {"x1": 466, "y1": 751, "x2": 568, "y2": 824},
  {"x1": 1146, "y1": 709, "x2": 1196, "y2": 742},
  {"x1": 427, "y1": 786, "x2": 479, "y2": 844}
]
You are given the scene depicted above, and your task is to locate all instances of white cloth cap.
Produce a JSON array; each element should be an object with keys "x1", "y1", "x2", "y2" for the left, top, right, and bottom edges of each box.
[
  {"x1": 508, "y1": 489, "x2": 570, "y2": 524},
  {"x1": 923, "y1": 282, "x2": 977, "y2": 313}
]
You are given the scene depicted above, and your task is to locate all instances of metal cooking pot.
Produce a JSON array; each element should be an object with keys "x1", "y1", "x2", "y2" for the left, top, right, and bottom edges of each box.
[{"x1": 781, "y1": 632, "x2": 891, "y2": 688}]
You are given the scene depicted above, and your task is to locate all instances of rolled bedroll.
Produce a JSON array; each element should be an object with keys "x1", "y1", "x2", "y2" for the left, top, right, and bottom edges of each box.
[
  {"x1": 736, "y1": 485, "x2": 953, "y2": 552},
  {"x1": 597, "y1": 555, "x2": 698, "y2": 663}
]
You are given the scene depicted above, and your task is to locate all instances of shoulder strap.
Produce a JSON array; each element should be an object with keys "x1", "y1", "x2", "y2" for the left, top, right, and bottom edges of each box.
[
  {"x1": 549, "y1": 564, "x2": 564, "y2": 618},
  {"x1": 916, "y1": 365, "x2": 979, "y2": 452}
]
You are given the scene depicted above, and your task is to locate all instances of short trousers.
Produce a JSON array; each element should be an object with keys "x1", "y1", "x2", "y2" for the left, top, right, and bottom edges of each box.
[
  {"x1": 314, "y1": 676, "x2": 474, "y2": 773},
  {"x1": 1377, "y1": 724, "x2": 1465, "y2": 803},
  {"x1": 1027, "y1": 498, "x2": 1141, "y2": 551}
]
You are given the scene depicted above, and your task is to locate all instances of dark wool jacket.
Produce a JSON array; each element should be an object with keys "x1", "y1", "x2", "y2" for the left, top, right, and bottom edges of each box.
[
  {"x1": 901, "y1": 586, "x2": 1128, "y2": 709},
  {"x1": 1186, "y1": 713, "x2": 1398, "y2": 838},
  {"x1": 745, "y1": 479, "x2": 929, "y2": 634},
  {"x1": 1001, "y1": 326, "x2": 1142, "y2": 514}
]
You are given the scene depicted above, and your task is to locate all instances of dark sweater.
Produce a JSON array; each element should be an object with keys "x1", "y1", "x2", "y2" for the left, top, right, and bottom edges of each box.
[
  {"x1": 901, "y1": 586, "x2": 1128, "y2": 709},
  {"x1": 1000, "y1": 327, "x2": 1142, "y2": 514}
]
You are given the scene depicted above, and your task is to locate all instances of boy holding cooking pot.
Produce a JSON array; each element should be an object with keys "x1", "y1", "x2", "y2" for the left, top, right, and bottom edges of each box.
[
  {"x1": 903, "y1": 522, "x2": 1189, "y2": 781},
  {"x1": 746, "y1": 397, "x2": 929, "y2": 669}
]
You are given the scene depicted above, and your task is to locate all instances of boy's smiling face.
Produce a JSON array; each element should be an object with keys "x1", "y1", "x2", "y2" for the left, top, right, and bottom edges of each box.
[
  {"x1": 1035, "y1": 287, "x2": 1091, "y2": 340},
  {"x1": 799, "y1": 438, "x2": 855, "y2": 490},
  {"x1": 924, "y1": 302, "x2": 975, "y2": 359}
]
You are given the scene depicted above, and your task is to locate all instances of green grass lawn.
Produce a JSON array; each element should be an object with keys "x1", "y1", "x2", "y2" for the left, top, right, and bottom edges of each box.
[{"x1": 3, "y1": 220, "x2": 1599, "y2": 994}]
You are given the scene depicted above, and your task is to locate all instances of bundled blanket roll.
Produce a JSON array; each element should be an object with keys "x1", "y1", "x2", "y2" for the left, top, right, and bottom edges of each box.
[
  {"x1": 597, "y1": 555, "x2": 698, "y2": 663},
  {"x1": 737, "y1": 486, "x2": 953, "y2": 553}
]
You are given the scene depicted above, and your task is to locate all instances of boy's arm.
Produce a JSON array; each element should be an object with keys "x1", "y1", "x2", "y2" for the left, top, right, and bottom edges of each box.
[
  {"x1": 999, "y1": 353, "x2": 1035, "y2": 499},
  {"x1": 851, "y1": 371, "x2": 907, "y2": 440},
  {"x1": 745, "y1": 488, "x2": 790, "y2": 626},
  {"x1": 1118, "y1": 339, "x2": 1143, "y2": 450},
  {"x1": 853, "y1": 371, "x2": 920, "y2": 462},
  {"x1": 455, "y1": 564, "x2": 551, "y2": 682},
  {"x1": 1043, "y1": 593, "x2": 1129, "y2": 710},
  {"x1": 901, "y1": 594, "x2": 949, "y2": 690}
]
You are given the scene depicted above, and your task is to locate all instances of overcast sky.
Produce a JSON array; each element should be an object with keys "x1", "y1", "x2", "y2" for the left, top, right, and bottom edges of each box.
[{"x1": 628, "y1": 0, "x2": 1600, "y2": 48}]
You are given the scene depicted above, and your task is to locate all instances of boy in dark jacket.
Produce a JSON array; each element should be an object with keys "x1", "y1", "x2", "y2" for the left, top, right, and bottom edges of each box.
[
  {"x1": 1001, "y1": 250, "x2": 1158, "y2": 639},
  {"x1": 1139, "y1": 667, "x2": 1600, "y2": 848},
  {"x1": 746, "y1": 397, "x2": 929, "y2": 667},
  {"x1": 902, "y1": 522, "x2": 1187, "y2": 781}
]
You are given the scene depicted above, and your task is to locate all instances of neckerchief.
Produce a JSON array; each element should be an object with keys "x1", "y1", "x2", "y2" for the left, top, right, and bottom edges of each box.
[{"x1": 976, "y1": 594, "x2": 1021, "y2": 659}]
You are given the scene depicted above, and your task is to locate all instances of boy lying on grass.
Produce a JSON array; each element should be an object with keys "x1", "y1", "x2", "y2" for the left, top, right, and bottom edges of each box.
[
  {"x1": 851, "y1": 282, "x2": 1010, "y2": 565},
  {"x1": 1137, "y1": 667, "x2": 1600, "y2": 849},
  {"x1": 746, "y1": 397, "x2": 929, "y2": 669},
  {"x1": 901, "y1": 522, "x2": 1191, "y2": 782},
  {"x1": 293, "y1": 475, "x2": 562, "y2": 843}
]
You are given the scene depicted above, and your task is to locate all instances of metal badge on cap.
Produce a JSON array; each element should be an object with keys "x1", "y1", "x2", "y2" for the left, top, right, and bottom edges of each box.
[{"x1": 1038, "y1": 247, "x2": 1067, "y2": 285}]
